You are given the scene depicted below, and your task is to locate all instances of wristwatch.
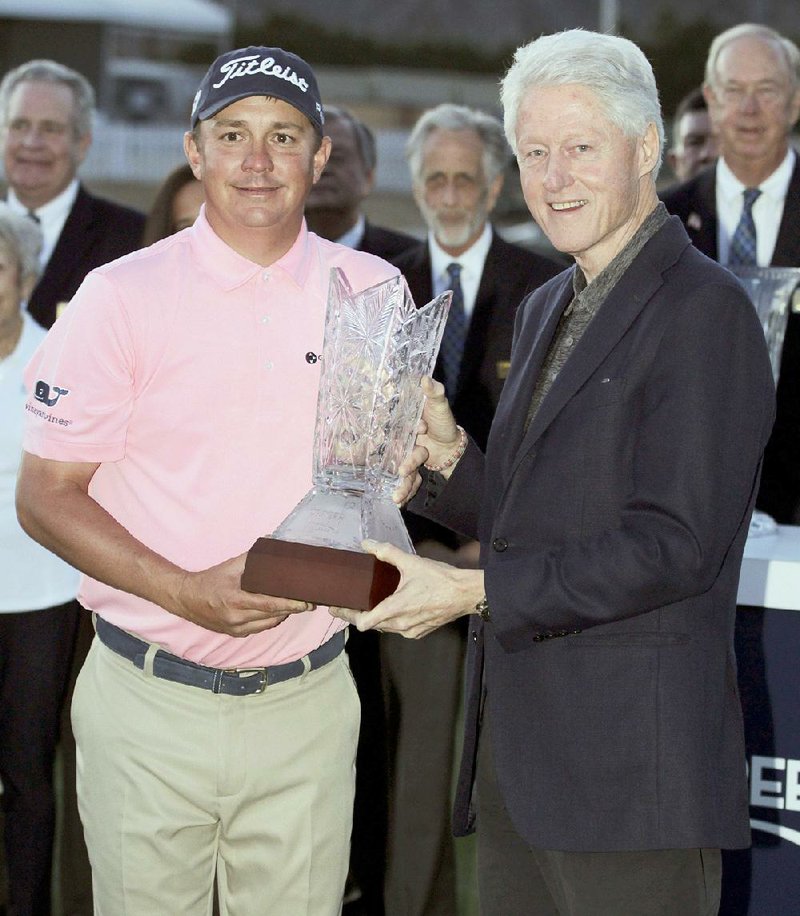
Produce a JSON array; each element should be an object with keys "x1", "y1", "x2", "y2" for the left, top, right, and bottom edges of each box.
[{"x1": 475, "y1": 596, "x2": 490, "y2": 622}]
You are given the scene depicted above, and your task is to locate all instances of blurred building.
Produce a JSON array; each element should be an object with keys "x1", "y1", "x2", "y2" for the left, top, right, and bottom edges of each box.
[{"x1": 0, "y1": 0, "x2": 232, "y2": 122}]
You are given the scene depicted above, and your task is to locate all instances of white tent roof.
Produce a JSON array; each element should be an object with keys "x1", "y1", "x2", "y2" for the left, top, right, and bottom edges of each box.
[{"x1": 0, "y1": 0, "x2": 231, "y2": 33}]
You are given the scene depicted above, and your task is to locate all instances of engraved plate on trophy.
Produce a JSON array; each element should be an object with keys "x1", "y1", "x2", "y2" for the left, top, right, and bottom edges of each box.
[
  {"x1": 729, "y1": 266, "x2": 800, "y2": 385},
  {"x1": 242, "y1": 268, "x2": 451, "y2": 610}
]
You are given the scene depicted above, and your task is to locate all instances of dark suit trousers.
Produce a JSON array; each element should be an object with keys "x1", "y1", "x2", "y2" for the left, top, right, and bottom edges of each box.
[
  {"x1": 0, "y1": 600, "x2": 79, "y2": 916},
  {"x1": 380, "y1": 624, "x2": 464, "y2": 916},
  {"x1": 346, "y1": 628, "x2": 389, "y2": 912},
  {"x1": 475, "y1": 709, "x2": 722, "y2": 916}
]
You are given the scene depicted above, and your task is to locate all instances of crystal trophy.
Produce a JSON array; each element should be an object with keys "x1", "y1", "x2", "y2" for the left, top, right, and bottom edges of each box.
[
  {"x1": 241, "y1": 268, "x2": 451, "y2": 610},
  {"x1": 729, "y1": 266, "x2": 800, "y2": 385}
]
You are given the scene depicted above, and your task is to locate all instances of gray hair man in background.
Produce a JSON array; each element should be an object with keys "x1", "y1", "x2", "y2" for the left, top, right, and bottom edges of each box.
[
  {"x1": 662, "y1": 24, "x2": 800, "y2": 527},
  {"x1": 0, "y1": 59, "x2": 145, "y2": 329},
  {"x1": 379, "y1": 103, "x2": 559, "y2": 916},
  {"x1": 305, "y1": 105, "x2": 415, "y2": 259}
]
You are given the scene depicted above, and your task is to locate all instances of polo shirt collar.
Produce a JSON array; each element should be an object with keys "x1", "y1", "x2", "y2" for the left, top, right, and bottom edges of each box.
[{"x1": 189, "y1": 206, "x2": 314, "y2": 292}]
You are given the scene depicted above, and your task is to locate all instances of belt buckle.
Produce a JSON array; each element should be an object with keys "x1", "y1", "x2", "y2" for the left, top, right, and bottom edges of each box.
[{"x1": 227, "y1": 667, "x2": 268, "y2": 694}]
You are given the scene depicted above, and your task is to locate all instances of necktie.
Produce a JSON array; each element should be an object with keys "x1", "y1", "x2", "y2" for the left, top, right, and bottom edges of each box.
[
  {"x1": 440, "y1": 262, "x2": 467, "y2": 398},
  {"x1": 728, "y1": 187, "x2": 761, "y2": 267}
]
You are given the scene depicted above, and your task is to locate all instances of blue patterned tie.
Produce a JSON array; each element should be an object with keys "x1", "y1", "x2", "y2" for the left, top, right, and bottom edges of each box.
[
  {"x1": 440, "y1": 262, "x2": 467, "y2": 398},
  {"x1": 728, "y1": 188, "x2": 761, "y2": 266}
]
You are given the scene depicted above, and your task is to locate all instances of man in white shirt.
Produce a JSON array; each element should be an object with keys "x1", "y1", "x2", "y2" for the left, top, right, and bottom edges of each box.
[
  {"x1": 305, "y1": 106, "x2": 415, "y2": 261},
  {"x1": 662, "y1": 23, "x2": 800, "y2": 525},
  {"x1": 382, "y1": 103, "x2": 559, "y2": 916}
]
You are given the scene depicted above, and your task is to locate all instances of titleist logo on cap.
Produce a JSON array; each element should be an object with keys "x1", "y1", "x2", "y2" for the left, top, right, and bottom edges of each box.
[
  {"x1": 213, "y1": 53, "x2": 310, "y2": 94},
  {"x1": 190, "y1": 45, "x2": 324, "y2": 130}
]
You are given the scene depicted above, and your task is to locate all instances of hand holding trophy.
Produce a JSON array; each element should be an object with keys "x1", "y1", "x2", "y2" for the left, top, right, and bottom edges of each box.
[{"x1": 241, "y1": 268, "x2": 451, "y2": 610}]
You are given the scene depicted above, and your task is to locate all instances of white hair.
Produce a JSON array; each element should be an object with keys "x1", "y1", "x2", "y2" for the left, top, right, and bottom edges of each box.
[
  {"x1": 0, "y1": 59, "x2": 95, "y2": 138},
  {"x1": 705, "y1": 23, "x2": 800, "y2": 91},
  {"x1": 500, "y1": 29, "x2": 665, "y2": 177},
  {"x1": 406, "y1": 103, "x2": 511, "y2": 184}
]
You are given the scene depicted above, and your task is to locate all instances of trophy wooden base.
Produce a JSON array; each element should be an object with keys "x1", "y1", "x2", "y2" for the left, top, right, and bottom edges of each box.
[{"x1": 241, "y1": 537, "x2": 401, "y2": 611}]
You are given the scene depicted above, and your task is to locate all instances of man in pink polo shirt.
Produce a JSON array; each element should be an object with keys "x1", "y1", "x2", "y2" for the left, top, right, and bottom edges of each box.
[{"x1": 16, "y1": 46, "x2": 399, "y2": 915}]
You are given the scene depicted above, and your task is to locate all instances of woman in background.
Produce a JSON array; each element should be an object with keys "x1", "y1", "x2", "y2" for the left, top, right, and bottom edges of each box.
[
  {"x1": 141, "y1": 163, "x2": 204, "y2": 245},
  {"x1": 0, "y1": 203, "x2": 80, "y2": 916}
]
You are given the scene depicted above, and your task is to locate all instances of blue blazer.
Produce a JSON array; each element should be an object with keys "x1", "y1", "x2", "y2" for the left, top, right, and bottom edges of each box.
[{"x1": 418, "y1": 216, "x2": 774, "y2": 851}]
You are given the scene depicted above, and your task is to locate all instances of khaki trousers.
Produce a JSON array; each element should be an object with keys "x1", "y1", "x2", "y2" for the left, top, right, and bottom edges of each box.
[{"x1": 72, "y1": 635, "x2": 359, "y2": 916}]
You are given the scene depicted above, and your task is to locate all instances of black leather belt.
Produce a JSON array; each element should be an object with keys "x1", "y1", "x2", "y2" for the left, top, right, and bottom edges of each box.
[{"x1": 94, "y1": 616, "x2": 346, "y2": 696}]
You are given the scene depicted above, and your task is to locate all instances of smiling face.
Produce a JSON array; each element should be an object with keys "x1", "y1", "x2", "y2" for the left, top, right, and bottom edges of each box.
[
  {"x1": 184, "y1": 95, "x2": 330, "y2": 265},
  {"x1": 412, "y1": 127, "x2": 503, "y2": 256},
  {"x1": 1, "y1": 80, "x2": 90, "y2": 209},
  {"x1": 705, "y1": 35, "x2": 800, "y2": 185},
  {"x1": 514, "y1": 83, "x2": 659, "y2": 282}
]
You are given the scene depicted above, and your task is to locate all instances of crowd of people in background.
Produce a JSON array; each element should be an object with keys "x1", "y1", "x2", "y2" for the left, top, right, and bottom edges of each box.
[{"x1": 0, "y1": 17, "x2": 798, "y2": 916}]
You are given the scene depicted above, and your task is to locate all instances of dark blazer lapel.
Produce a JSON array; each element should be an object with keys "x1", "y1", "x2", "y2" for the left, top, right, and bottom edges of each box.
[
  {"x1": 513, "y1": 219, "x2": 689, "y2": 471},
  {"x1": 685, "y1": 165, "x2": 718, "y2": 259},
  {"x1": 457, "y1": 233, "x2": 502, "y2": 396},
  {"x1": 772, "y1": 158, "x2": 800, "y2": 267},
  {"x1": 29, "y1": 186, "x2": 95, "y2": 318},
  {"x1": 402, "y1": 247, "x2": 434, "y2": 308},
  {"x1": 491, "y1": 271, "x2": 572, "y2": 476}
]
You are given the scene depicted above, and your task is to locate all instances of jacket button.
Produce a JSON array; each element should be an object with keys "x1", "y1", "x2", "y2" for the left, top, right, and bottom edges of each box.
[
  {"x1": 471, "y1": 631, "x2": 478, "y2": 642},
  {"x1": 492, "y1": 537, "x2": 508, "y2": 552}
]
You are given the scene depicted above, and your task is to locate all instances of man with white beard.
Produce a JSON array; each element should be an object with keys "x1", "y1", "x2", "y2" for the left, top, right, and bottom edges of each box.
[{"x1": 381, "y1": 103, "x2": 559, "y2": 916}]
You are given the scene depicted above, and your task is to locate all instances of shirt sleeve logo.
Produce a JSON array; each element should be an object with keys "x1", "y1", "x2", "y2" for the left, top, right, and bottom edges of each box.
[{"x1": 34, "y1": 380, "x2": 70, "y2": 408}]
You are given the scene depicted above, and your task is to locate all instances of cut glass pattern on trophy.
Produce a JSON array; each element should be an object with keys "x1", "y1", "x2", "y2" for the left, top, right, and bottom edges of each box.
[
  {"x1": 728, "y1": 266, "x2": 800, "y2": 385},
  {"x1": 273, "y1": 268, "x2": 451, "y2": 554},
  {"x1": 313, "y1": 268, "x2": 451, "y2": 496}
]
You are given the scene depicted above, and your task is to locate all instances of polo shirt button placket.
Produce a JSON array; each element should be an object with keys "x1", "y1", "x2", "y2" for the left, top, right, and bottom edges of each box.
[{"x1": 260, "y1": 271, "x2": 271, "y2": 366}]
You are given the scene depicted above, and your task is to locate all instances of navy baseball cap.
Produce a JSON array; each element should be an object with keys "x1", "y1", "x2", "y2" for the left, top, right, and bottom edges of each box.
[{"x1": 190, "y1": 46, "x2": 324, "y2": 132}]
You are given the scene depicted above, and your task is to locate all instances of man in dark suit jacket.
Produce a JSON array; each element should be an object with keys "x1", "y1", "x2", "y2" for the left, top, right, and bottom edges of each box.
[
  {"x1": 306, "y1": 105, "x2": 415, "y2": 916},
  {"x1": 26, "y1": 186, "x2": 145, "y2": 330},
  {"x1": 1, "y1": 60, "x2": 145, "y2": 330},
  {"x1": 0, "y1": 58, "x2": 144, "y2": 915},
  {"x1": 334, "y1": 30, "x2": 773, "y2": 916},
  {"x1": 379, "y1": 103, "x2": 559, "y2": 916},
  {"x1": 306, "y1": 105, "x2": 415, "y2": 260},
  {"x1": 661, "y1": 24, "x2": 800, "y2": 524}
]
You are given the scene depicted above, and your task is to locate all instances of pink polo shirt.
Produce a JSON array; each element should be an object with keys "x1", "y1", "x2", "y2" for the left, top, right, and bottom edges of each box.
[{"x1": 23, "y1": 209, "x2": 398, "y2": 668}]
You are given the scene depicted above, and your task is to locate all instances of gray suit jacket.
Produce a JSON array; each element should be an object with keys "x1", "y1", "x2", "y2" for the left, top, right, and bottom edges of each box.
[{"x1": 417, "y1": 216, "x2": 774, "y2": 851}]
